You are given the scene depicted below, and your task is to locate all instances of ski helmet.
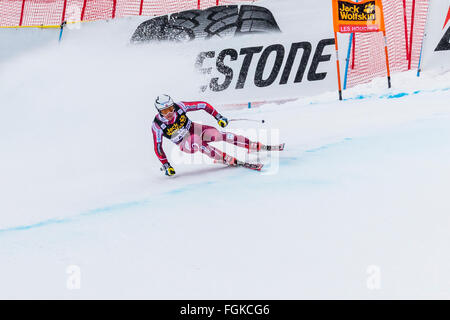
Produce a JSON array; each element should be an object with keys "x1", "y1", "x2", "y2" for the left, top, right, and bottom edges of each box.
[{"x1": 154, "y1": 94, "x2": 174, "y2": 113}]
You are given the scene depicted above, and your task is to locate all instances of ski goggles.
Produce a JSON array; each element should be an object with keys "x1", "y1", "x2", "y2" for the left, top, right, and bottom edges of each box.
[{"x1": 160, "y1": 106, "x2": 175, "y2": 116}]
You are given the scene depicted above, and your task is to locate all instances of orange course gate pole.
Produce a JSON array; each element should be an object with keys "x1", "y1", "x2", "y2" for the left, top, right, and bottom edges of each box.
[
  {"x1": 383, "y1": 30, "x2": 392, "y2": 88},
  {"x1": 334, "y1": 32, "x2": 343, "y2": 101}
]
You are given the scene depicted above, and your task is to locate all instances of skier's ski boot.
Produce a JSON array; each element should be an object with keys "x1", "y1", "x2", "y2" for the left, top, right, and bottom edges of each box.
[
  {"x1": 216, "y1": 154, "x2": 263, "y2": 171},
  {"x1": 248, "y1": 142, "x2": 285, "y2": 152},
  {"x1": 248, "y1": 142, "x2": 263, "y2": 152},
  {"x1": 223, "y1": 154, "x2": 238, "y2": 166}
]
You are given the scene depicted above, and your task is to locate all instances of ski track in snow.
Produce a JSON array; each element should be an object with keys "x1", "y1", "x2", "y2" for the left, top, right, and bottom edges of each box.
[{"x1": 0, "y1": 137, "x2": 355, "y2": 234}]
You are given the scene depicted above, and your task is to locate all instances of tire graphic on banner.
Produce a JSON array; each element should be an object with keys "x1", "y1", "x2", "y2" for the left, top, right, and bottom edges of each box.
[
  {"x1": 436, "y1": 27, "x2": 450, "y2": 51},
  {"x1": 131, "y1": 5, "x2": 281, "y2": 43}
]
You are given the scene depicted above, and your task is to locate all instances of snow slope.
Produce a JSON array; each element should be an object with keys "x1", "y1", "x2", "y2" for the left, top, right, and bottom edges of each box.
[{"x1": 1, "y1": 2, "x2": 450, "y2": 299}]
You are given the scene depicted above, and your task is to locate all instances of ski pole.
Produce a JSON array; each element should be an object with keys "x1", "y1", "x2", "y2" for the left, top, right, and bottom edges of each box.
[{"x1": 229, "y1": 118, "x2": 265, "y2": 124}]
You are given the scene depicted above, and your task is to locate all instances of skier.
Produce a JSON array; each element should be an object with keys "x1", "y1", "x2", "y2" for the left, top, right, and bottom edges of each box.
[{"x1": 151, "y1": 94, "x2": 284, "y2": 176}]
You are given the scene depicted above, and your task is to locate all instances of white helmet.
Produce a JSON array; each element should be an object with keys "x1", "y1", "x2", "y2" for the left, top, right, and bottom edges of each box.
[{"x1": 155, "y1": 94, "x2": 174, "y2": 112}]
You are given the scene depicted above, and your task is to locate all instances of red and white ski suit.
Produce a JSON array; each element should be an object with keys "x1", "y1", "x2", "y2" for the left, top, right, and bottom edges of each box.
[{"x1": 151, "y1": 101, "x2": 250, "y2": 165}]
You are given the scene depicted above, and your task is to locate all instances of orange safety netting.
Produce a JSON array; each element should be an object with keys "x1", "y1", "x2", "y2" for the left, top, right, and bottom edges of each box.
[{"x1": 0, "y1": 0, "x2": 257, "y2": 27}]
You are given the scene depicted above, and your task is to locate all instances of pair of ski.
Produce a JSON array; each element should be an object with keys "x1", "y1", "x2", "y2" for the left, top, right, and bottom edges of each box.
[{"x1": 215, "y1": 143, "x2": 285, "y2": 171}]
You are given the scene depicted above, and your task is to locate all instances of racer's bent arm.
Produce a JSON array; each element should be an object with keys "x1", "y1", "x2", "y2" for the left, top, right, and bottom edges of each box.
[
  {"x1": 152, "y1": 122, "x2": 168, "y2": 166},
  {"x1": 181, "y1": 101, "x2": 228, "y2": 127}
]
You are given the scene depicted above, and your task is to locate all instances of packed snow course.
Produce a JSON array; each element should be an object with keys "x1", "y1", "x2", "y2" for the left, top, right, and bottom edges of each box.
[{"x1": 1, "y1": 10, "x2": 450, "y2": 299}]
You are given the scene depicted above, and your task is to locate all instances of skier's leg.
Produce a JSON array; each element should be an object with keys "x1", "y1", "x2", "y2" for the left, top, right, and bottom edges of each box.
[
  {"x1": 202, "y1": 125, "x2": 284, "y2": 152},
  {"x1": 199, "y1": 124, "x2": 256, "y2": 150},
  {"x1": 198, "y1": 142, "x2": 223, "y2": 161},
  {"x1": 179, "y1": 133, "x2": 201, "y2": 154},
  {"x1": 199, "y1": 142, "x2": 238, "y2": 165},
  {"x1": 179, "y1": 131, "x2": 236, "y2": 165}
]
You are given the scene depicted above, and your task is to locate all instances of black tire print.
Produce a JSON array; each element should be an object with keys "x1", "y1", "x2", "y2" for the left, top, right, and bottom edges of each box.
[{"x1": 131, "y1": 5, "x2": 281, "y2": 43}]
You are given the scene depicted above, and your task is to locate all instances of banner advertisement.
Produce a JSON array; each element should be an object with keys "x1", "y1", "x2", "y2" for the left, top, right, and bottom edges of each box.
[
  {"x1": 194, "y1": 37, "x2": 339, "y2": 104},
  {"x1": 131, "y1": 2, "x2": 344, "y2": 104},
  {"x1": 332, "y1": 0, "x2": 386, "y2": 33},
  {"x1": 421, "y1": 1, "x2": 450, "y2": 73}
]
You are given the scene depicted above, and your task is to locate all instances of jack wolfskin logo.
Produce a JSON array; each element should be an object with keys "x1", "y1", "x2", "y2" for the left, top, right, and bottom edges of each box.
[
  {"x1": 338, "y1": 1, "x2": 376, "y2": 22},
  {"x1": 364, "y1": 3, "x2": 375, "y2": 14}
]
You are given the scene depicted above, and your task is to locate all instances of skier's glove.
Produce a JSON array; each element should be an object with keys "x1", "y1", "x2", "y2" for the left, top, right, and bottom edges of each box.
[
  {"x1": 162, "y1": 163, "x2": 176, "y2": 176},
  {"x1": 215, "y1": 114, "x2": 229, "y2": 128}
]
